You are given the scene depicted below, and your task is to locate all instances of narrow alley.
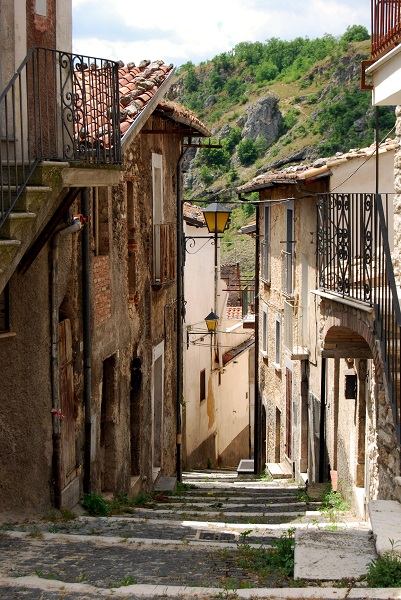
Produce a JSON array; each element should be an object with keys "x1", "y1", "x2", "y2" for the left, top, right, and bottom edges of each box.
[{"x1": 0, "y1": 470, "x2": 381, "y2": 600}]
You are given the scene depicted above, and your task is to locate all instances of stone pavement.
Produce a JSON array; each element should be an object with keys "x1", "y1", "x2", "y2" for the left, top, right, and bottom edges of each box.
[{"x1": 0, "y1": 469, "x2": 397, "y2": 599}]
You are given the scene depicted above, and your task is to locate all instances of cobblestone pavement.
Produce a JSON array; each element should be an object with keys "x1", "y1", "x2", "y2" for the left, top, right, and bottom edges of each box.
[{"x1": 0, "y1": 470, "x2": 384, "y2": 600}]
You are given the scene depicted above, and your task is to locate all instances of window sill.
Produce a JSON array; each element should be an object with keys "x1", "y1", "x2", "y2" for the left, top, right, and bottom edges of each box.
[
  {"x1": 0, "y1": 331, "x2": 16, "y2": 339},
  {"x1": 272, "y1": 361, "x2": 281, "y2": 372}
]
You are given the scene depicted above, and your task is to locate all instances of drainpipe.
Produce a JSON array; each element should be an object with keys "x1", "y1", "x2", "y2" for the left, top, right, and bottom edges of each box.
[
  {"x1": 254, "y1": 203, "x2": 261, "y2": 474},
  {"x1": 319, "y1": 356, "x2": 327, "y2": 483},
  {"x1": 81, "y1": 188, "x2": 92, "y2": 492},
  {"x1": 176, "y1": 147, "x2": 190, "y2": 483},
  {"x1": 51, "y1": 217, "x2": 83, "y2": 508}
]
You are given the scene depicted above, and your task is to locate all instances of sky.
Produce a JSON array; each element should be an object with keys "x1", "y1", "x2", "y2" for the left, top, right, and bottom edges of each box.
[{"x1": 72, "y1": 0, "x2": 371, "y2": 68}]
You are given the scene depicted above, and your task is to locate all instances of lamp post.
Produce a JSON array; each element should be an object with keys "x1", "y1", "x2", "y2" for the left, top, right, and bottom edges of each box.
[{"x1": 202, "y1": 202, "x2": 231, "y2": 332}]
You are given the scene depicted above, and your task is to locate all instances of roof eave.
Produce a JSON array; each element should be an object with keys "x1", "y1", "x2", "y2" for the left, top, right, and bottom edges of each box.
[{"x1": 121, "y1": 68, "x2": 176, "y2": 150}]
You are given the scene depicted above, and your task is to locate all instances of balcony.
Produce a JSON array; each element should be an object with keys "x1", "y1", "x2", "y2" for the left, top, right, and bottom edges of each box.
[
  {"x1": 317, "y1": 192, "x2": 401, "y2": 443},
  {"x1": 1, "y1": 47, "x2": 122, "y2": 229},
  {"x1": 366, "y1": 1, "x2": 401, "y2": 105},
  {"x1": 153, "y1": 223, "x2": 176, "y2": 286},
  {"x1": 372, "y1": 0, "x2": 401, "y2": 60}
]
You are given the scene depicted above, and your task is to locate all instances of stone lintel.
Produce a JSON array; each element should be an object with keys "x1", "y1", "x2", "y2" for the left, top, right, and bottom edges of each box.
[{"x1": 62, "y1": 168, "x2": 122, "y2": 187}]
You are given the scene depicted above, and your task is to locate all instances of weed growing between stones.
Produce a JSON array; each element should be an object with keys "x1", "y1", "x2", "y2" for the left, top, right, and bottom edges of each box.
[
  {"x1": 109, "y1": 575, "x2": 137, "y2": 587},
  {"x1": 365, "y1": 539, "x2": 401, "y2": 587}
]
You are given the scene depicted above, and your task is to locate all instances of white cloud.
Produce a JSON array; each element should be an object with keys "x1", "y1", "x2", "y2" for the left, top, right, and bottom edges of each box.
[{"x1": 72, "y1": 0, "x2": 371, "y2": 66}]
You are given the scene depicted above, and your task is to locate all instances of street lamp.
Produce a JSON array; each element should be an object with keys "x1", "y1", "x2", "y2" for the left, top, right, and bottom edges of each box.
[
  {"x1": 204, "y1": 310, "x2": 219, "y2": 333},
  {"x1": 202, "y1": 202, "x2": 231, "y2": 331}
]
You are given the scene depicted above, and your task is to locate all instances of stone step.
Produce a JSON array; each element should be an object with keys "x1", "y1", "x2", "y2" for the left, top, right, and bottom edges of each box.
[
  {"x1": 369, "y1": 499, "x2": 401, "y2": 556},
  {"x1": 266, "y1": 462, "x2": 293, "y2": 479},
  {"x1": 0, "y1": 211, "x2": 36, "y2": 240}
]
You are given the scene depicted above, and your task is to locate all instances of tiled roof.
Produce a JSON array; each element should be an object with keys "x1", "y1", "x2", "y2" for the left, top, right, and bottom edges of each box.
[
  {"x1": 183, "y1": 202, "x2": 206, "y2": 226},
  {"x1": 75, "y1": 59, "x2": 209, "y2": 147},
  {"x1": 237, "y1": 139, "x2": 399, "y2": 193}
]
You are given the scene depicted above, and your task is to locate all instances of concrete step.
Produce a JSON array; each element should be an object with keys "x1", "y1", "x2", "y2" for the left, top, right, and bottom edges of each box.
[
  {"x1": 369, "y1": 499, "x2": 401, "y2": 556},
  {"x1": 266, "y1": 462, "x2": 293, "y2": 479}
]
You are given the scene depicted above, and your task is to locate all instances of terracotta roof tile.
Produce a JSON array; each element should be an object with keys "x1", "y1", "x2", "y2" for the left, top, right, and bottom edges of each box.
[
  {"x1": 237, "y1": 139, "x2": 399, "y2": 193},
  {"x1": 183, "y1": 202, "x2": 206, "y2": 225},
  {"x1": 75, "y1": 58, "x2": 210, "y2": 150}
]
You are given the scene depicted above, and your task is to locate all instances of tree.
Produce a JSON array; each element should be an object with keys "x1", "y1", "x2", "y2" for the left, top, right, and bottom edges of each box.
[
  {"x1": 341, "y1": 25, "x2": 370, "y2": 44},
  {"x1": 237, "y1": 138, "x2": 258, "y2": 166}
]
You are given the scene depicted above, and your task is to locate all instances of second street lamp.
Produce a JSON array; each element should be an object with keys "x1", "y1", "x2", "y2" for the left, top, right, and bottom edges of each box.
[{"x1": 202, "y1": 202, "x2": 231, "y2": 333}]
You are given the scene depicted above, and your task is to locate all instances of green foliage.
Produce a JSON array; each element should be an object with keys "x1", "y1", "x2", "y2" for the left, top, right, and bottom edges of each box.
[
  {"x1": 255, "y1": 61, "x2": 279, "y2": 83},
  {"x1": 366, "y1": 540, "x2": 401, "y2": 587},
  {"x1": 109, "y1": 575, "x2": 137, "y2": 588},
  {"x1": 184, "y1": 66, "x2": 200, "y2": 93},
  {"x1": 237, "y1": 138, "x2": 258, "y2": 166},
  {"x1": 82, "y1": 493, "x2": 111, "y2": 516},
  {"x1": 319, "y1": 485, "x2": 350, "y2": 511},
  {"x1": 236, "y1": 528, "x2": 295, "y2": 579},
  {"x1": 341, "y1": 25, "x2": 370, "y2": 44},
  {"x1": 221, "y1": 128, "x2": 242, "y2": 154},
  {"x1": 199, "y1": 165, "x2": 214, "y2": 186}
]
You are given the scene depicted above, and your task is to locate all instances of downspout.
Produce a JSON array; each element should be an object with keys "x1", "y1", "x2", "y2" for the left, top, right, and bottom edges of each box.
[
  {"x1": 81, "y1": 188, "x2": 92, "y2": 493},
  {"x1": 176, "y1": 146, "x2": 190, "y2": 483},
  {"x1": 375, "y1": 106, "x2": 379, "y2": 196},
  {"x1": 254, "y1": 203, "x2": 261, "y2": 474},
  {"x1": 319, "y1": 356, "x2": 327, "y2": 483},
  {"x1": 51, "y1": 216, "x2": 83, "y2": 508}
]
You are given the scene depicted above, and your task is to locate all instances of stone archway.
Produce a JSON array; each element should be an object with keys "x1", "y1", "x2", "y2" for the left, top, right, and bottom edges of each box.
[{"x1": 318, "y1": 299, "x2": 399, "y2": 507}]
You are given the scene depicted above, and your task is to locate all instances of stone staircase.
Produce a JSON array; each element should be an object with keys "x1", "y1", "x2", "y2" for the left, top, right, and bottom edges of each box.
[{"x1": 0, "y1": 161, "x2": 70, "y2": 294}]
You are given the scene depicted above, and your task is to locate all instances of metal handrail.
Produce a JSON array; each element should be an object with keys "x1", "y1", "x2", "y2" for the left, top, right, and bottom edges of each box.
[
  {"x1": 371, "y1": 0, "x2": 401, "y2": 60},
  {"x1": 0, "y1": 47, "x2": 122, "y2": 229},
  {"x1": 317, "y1": 192, "x2": 401, "y2": 441}
]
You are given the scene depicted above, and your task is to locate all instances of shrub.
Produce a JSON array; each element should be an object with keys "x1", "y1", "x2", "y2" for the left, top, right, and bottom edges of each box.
[
  {"x1": 82, "y1": 493, "x2": 111, "y2": 516},
  {"x1": 237, "y1": 138, "x2": 258, "y2": 166}
]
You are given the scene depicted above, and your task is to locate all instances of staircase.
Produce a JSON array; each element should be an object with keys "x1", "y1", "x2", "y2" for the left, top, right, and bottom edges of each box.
[
  {"x1": 0, "y1": 47, "x2": 122, "y2": 294},
  {"x1": 0, "y1": 161, "x2": 69, "y2": 293}
]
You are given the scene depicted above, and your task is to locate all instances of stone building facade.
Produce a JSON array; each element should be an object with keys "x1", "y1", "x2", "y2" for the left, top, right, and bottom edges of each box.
[{"x1": 237, "y1": 140, "x2": 401, "y2": 517}]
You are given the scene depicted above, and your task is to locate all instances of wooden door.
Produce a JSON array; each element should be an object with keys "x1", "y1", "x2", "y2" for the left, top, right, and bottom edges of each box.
[{"x1": 59, "y1": 319, "x2": 77, "y2": 489}]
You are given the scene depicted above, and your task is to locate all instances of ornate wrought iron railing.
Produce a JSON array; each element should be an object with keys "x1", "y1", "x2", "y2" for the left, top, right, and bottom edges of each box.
[
  {"x1": 317, "y1": 192, "x2": 401, "y2": 440},
  {"x1": 372, "y1": 0, "x2": 401, "y2": 60},
  {"x1": 0, "y1": 47, "x2": 121, "y2": 229}
]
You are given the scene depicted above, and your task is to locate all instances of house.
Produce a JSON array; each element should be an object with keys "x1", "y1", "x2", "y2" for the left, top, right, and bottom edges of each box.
[
  {"x1": 0, "y1": 1, "x2": 210, "y2": 515},
  {"x1": 182, "y1": 203, "x2": 254, "y2": 469},
  {"x1": 237, "y1": 137, "x2": 400, "y2": 517}
]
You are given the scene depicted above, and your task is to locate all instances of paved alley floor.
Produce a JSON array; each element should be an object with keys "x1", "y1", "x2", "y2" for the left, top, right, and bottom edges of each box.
[{"x1": 0, "y1": 470, "x2": 396, "y2": 599}]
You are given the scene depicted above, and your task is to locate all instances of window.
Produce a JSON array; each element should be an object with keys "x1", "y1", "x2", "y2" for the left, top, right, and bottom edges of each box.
[
  {"x1": 282, "y1": 201, "x2": 294, "y2": 296},
  {"x1": 200, "y1": 369, "x2": 206, "y2": 401},
  {"x1": 152, "y1": 153, "x2": 175, "y2": 285},
  {"x1": 273, "y1": 313, "x2": 281, "y2": 370},
  {"x1": 35, "y1": 0, "x2": 47, "y2": 16},
  {"x1": 152, "y1": 153, "x2": 163, "y2": 283},
  {"x1": 261, "y1": 303, "x2": 268, "y2": 356},
  {"x1": 261, "y1": 205, "x2": 270, "y2": 283}
]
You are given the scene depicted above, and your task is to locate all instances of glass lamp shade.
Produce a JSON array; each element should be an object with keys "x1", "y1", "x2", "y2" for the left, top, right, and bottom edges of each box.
[
  {"x1": 202, "y1": 202, "x2": 231, "y2": 234},
  {"x1": 205, "y1": 310, "x2": 219, "y2": 332}
]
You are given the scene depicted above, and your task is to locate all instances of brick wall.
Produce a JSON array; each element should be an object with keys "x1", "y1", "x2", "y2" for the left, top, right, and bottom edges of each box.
[{"x1": 93, "y1": 255, "x2": 111, "y2": 324}]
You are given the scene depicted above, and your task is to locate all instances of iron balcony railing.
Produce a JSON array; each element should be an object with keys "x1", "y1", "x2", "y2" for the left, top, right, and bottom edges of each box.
[
  {"x1": 372, "y1": 0, "x2": 401, "y2": 60},
  {"x1": 0, "y1": 47, "x2": 121, "y2": 229},
  {"x1": 153, "y1": 223, "x2": 176, "y2": 286},
  {"x1": 317, "y1": 192, "x2": 401, "y2": 442}
]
